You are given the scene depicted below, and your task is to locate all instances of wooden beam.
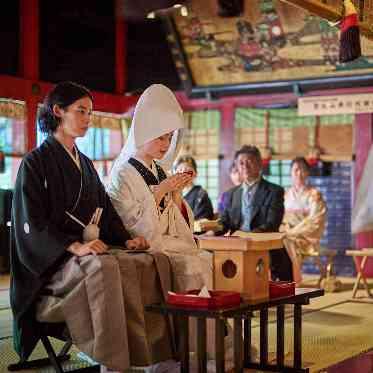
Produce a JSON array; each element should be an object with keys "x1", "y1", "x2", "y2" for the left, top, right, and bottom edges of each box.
[
  {"x1": 279, "y1": 0, "x2": 373, "y2": 40},
  {"x1": 279, "y1": 0, "x2": 342, "y2": 21},
  {"x1": 19, "y1": 0, "x2": 39, "y2": 80},
  {"x1": 269, "y1": 154, "x2": 354, "y2": 161},
  {"x1": 19, "y1": 0, "x2": 40, "y2": 149},
  {"x1": 320, "y1": 154, "x2": 353, "y2": 162},
  {"x1": 0, "y1": 75, "x2": 139, "y2": 114}
]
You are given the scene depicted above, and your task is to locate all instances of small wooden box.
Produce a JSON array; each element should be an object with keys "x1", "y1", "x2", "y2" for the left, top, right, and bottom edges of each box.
[{"x1": 198, "y1": 233, "x2": 283, "y2": 301}]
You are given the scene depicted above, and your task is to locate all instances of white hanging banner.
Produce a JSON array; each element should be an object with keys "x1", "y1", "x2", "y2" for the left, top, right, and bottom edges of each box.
[{"x1": 298, "y1": 93, "x2": 373, "y2": 116}]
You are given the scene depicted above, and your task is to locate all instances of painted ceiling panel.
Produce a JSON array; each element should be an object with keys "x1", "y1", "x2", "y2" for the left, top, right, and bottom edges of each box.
[{"x1": 167, "y1": 0, "x2": 373, "y2": 88}]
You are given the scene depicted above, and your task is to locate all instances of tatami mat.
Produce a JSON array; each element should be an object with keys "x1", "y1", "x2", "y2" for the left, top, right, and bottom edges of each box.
[
  {"x1": 1, "y1": 274, "x2": 373, "y2": 372},
  {"x1": 0, "y1": 288, "x2": 10, "y2": 310},
  {"x1": 0, "y1": 337, "x2": 96, "y2": 372},
  {"x1": 249, "y1": 300, "x2": 373, "y2": 373}
]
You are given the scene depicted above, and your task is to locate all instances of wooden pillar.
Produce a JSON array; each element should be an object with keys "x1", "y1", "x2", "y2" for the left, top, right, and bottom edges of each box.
[
  {"x1": 354, "y1": 113, "x2": 373, "y2": 276},
  {"x1": 219, "y1": 102, "x2": 235, "y2": 195},
  {"x1": 26, "y1": 94, "x2": 40, "y2": 150},
  {"x1": 19, "y1": 0, "x2": 40, "y2": 151},
  {"x1": 19, "y1": 0, "x2": 39, "y2": 80},
  {"x1": 115, "y1": 0, "x2": 127, "y2": 94}
]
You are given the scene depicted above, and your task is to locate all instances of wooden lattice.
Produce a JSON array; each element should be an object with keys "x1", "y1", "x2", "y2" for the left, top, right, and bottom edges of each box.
[
  {"x1": 235, "y1": 128, "x2": 267, "y2": 148},
  {"x1": 0, "y1": 99, "x2": 26, "y2": 121},
  {"x1": 194, "y1": 159, "x2": 220, "y2": 208},
  {"x1": 235, "y1": 108, "x2": 353, "y2": 160},
  {"x1": 182, "y1": 111, "x2": 220, "y2": 159},
  {"x1": 317, "y1": 114, "x2": 354, "y2": 158}
]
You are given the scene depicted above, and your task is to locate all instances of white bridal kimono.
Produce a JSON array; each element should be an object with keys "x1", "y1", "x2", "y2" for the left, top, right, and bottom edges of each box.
[
  {"x1": 107, "y1": 159, "x2": 212, "y2": 291},
  {"x1": 107, "y1": 84, "x2": 212, "y2": 291},
  {"x1": 107, "y1": 85, "x2": 232, "y2": 366}
]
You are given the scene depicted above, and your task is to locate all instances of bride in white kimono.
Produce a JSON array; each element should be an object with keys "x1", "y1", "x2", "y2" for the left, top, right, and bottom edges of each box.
[
  {"x1": 106, "y1": 84, "x2": 212, "y2": 291},
  {"x1": 107, "y1": 84, "x2": 238, "y2": 368}
]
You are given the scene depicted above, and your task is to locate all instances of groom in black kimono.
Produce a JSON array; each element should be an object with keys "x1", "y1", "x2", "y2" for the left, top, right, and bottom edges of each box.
[
  {"x1": 218, "y1": 145, "x2": 293, "y2": 281},
  {"x1": 10, "y1": 82, "x2": 171, "y2": 371}
]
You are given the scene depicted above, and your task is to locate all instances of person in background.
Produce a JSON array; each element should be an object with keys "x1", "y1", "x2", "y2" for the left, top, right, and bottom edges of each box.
[
  {"x1": 217, "y1": 160, "x2": 242, "y2": 214},
  {"x1": 217, "y1": 144, "x2": 293, "y2": 281},
  {"x1": 280, "y1": 157, "x2": 327, "y2": 284},
  {"x1": 10, "y1": 81, "x2": 151, "y2": 373},
  {"x1": 174, "y1": 155, "x2": 214, "y2": 221}
]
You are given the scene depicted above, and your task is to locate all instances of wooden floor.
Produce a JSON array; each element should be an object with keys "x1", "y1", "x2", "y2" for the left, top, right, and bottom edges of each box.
[{"x1": 1, "y1": 273, "x2": 373, "y2": 373}]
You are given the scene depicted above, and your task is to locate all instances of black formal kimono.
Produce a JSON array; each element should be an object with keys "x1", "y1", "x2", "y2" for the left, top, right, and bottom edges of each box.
[
  {"x1": 184, "y1": 185, "x2": 214, "y2": 220},
  {"x1": 0, "y1": 188, "x2": 12, "y2": 273},
  {"x1": 10, "y1": 136, "x2": 131, "y2": 361}
]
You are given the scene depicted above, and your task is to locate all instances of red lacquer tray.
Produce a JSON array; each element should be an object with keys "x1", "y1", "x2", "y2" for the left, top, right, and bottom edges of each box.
[
  {"x1": 269, "y1": 281, "x2": 296, "y2": 298},
  {"x1": 167, "y1": 289, "x2": 241, "y2": 309}
]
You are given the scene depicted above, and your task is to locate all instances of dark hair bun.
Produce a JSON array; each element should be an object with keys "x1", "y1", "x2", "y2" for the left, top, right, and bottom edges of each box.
[{"x1": 38, "y1": 106, "x2": 58, "y2": 134}]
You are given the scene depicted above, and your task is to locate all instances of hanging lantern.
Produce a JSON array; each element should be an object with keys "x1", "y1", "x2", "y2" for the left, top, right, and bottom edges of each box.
[
  {"x1": 306, "y1": 146, "x2": 321, "y2": 167},
  {"x1": 307, "y1": 116, "x2": 321, "y2": 167},
  {"x1": 261, "y1": 146, "x2": 272, "y2": 168},
  {"x1": 261, "y1": 111, "x2": 272, "y2": 168}
]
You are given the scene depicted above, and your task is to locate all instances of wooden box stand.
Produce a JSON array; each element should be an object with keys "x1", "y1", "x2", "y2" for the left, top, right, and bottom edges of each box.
[{"x1": 198, "y1": 233, "x2": 284, "y2": 301}]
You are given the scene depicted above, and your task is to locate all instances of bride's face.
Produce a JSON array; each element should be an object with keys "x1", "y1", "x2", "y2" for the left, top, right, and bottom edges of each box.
[{"x1": 141, "y1": 131, "x2": 173, "y2": 159}]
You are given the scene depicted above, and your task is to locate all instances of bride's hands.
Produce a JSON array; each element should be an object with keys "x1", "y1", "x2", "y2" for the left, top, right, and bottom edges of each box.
[
  {"x1": 125, "y1": 236, "x2": 149, "y2": 250},
  {"x1": 162, "y1": 173, "x2": 192, "y2": 192},
  {"x1": 153, "y1": 173, "x2": 192, "y2": 205}
]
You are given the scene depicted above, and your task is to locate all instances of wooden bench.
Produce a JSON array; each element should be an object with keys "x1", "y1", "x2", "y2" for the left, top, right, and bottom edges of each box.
[
  {"x1": 301, "y1": 247, "x2": 341, "y2": 292},
  {"x1": 346, "y1": 248, "x2": 373, "y2": 299}
]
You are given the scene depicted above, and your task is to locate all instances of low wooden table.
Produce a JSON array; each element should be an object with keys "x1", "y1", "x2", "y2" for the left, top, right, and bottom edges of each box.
[
  {"x1": 346, "y1": 248, "x2": 373, "y2": 298},
  {"x1": 146, "y1": 288, "x2": 324, "y2": 373}
]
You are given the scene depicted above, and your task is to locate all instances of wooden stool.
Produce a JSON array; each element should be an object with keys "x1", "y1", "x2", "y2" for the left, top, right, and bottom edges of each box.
[
  {"x1": 301, "y1": 247, "x2": 341, "y2": 292},
  {"x1": 346, "y1": 248, "x2": 373, "y2": 298},
  {"x1": 8, "y1": 322, "x2": 99, "y2": 373}
]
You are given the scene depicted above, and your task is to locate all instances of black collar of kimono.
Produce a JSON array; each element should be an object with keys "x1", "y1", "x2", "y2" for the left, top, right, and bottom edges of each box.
[
  {"x1": 128, "y1": 157, "x2": 167, "y2": 186},
  {"x1": 46, "y1": 135, "x2": 81, "y2": 166}
]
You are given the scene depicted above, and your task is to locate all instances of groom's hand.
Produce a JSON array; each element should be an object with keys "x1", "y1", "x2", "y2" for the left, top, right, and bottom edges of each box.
[{"x1": 125, "y1": 236, "x2": 149, "y2": 250}]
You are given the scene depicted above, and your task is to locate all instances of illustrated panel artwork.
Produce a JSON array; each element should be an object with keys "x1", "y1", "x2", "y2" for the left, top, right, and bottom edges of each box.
[{"x1": 169, "y1": 0, "x2": 373, "y2": 88}]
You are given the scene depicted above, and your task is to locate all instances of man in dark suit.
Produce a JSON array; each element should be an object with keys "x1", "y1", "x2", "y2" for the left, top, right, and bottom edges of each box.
[{"x1": 219, "y1": 145, "x2": 293, "y2": 281}]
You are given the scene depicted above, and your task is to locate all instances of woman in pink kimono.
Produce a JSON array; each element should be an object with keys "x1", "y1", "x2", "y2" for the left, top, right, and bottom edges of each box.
[{"x1": 280, "y1": 157, "x2": 327, "y2": 284}]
